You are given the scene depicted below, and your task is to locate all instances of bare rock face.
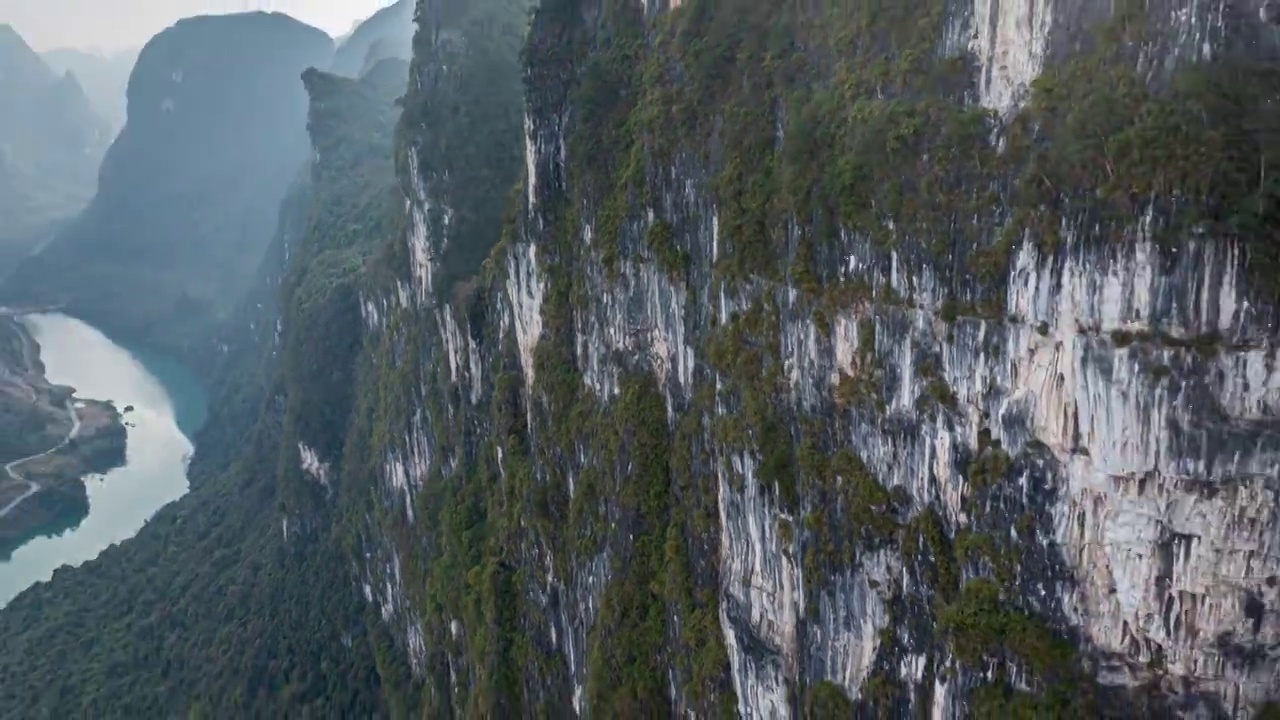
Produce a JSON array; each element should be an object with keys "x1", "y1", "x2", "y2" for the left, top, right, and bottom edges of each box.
[
  {"x1": 352, "y1": 0, "x2": 1280, "y2": 717},
  {"x1": 1262, "y1": 1, "x2": 1280, "y2": 26}
]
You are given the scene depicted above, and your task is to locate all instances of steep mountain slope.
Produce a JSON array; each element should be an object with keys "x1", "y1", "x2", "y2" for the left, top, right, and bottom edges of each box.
[
  {"x1": 42, "y1": 46, "x2": 139, "y2": 135},
  {"x1": 331, "y1": 0, "x2": 415, "y2": 77},
  {"x1": 343, "y1": 0, "x2": 1280, "y2": 715},
  {"x1": 3, "y1": 0, "x2": 1280, "y2": 717},
  {"x1": 0, "y1": 57, "x2": 409, "y2": 717},
  {"x1": 0, "y1": 25, "x2": 109, "y2": 263},
  {"x1": 1, "y1": 13, "x2": 333, "y2": 361}
]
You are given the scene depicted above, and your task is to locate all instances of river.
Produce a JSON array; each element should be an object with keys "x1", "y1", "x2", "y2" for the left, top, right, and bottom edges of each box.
[{"x1": 0, "y1": 313, "x2": 206, "y2": 607}]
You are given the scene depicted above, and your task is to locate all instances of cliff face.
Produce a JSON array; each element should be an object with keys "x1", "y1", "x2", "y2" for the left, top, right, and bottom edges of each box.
[{"x1": 346, "y1": 0, "x2": 1280, "y2": 716}]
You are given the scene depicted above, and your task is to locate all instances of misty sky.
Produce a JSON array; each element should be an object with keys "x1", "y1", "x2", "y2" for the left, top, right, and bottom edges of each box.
[{"x1": 0, "y1": 0, "x2": 394, "y2": 52}]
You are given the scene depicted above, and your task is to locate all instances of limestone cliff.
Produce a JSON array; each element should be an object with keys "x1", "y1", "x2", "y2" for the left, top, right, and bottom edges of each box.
[{"x1": 347, "y1": 0, "x2": 1280, "y2": 716}]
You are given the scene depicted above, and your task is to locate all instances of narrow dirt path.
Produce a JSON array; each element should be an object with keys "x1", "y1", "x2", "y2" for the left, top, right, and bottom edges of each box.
[{"x1": 0, "y1": 398, "x2": 80, "y2": 518}]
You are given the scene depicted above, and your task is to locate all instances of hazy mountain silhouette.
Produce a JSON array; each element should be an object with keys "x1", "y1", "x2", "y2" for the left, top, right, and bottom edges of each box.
[
  {"x1": 330, "y1": 0, "x2": 413, "y2": 78},
  {"x1": 42, "y1": 46, "x2": 139, "y2": 135},
  {"x1": 3, "y1": 13, "x2": 333, "y2": 357},
  {"x1": 0, "y1": 25, "x2": 110, "y2": 264}
]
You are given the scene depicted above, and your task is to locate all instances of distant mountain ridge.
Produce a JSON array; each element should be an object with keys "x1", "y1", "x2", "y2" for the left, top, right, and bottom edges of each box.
[
  {"x1": 1, "y1": 12, "x2": 334, "y2": 360},
  {"x1": 330, "y1": 0, "x2": 414, "y2": 77},
  {"x1": 41, "y1": 46, "x2": 138, "y2": 135},
  {"x1": 0, "y1": 24, "x2": 109, "y2": 265}
]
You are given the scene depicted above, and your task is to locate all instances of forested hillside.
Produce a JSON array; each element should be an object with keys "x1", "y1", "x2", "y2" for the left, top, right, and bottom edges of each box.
[{"x1": 0, "y1": 56, "x2": 409, "y2": 717}]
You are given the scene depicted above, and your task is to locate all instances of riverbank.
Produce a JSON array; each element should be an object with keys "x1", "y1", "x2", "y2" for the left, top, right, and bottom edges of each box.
[
  {"x1": 0, "y1": 313, "x2": 203, "y2": 605},
  {"x1": 0, "y1": 318, "x2": 127, "y2": 555}
]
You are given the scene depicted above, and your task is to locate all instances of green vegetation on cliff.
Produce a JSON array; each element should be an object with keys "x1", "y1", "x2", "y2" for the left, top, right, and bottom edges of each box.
[
  {"x1": 398, "y1": 0, "x2": 526, "y2": 298},
  {"x1": 527, "y1": 0, "x2": 1255, "y2": 712},
  {"x1": 569, "y1": 0, "x2": 1280, "y2": 308}
]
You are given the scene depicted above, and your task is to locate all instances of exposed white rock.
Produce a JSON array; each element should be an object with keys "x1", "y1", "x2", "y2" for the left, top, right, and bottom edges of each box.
[
  {"x1": 806, "y1": 552, "x2": 894, "y2": 701},
  {"x1": 524, "y1": 111, "x2": 538, "y2": 212},
  {"x1": 576, "y1": 260, "x2": 692, "y2": 404},
  {"x1": 968, "y1": 0, "x2": 1052, "y2": 112},
  {"x1": 366, "y1": 540, "x2": 428, "y2": 676},
  {"x1": 1003, "y1": 236, "x2": 1280, "y2": 707},
  {"x1": 718, "y1": 452, "x2": 800, "y2": 717},
  {"x1": 507, "y1": 243, "x2": 545, "y2": 387},
  {"x1": 405, "y1": 149, "x2": 438, "y2": 304},
  {"x1": 771, "y1": 210, "x2": 1280, "y2": 711},
  {"x1": 298, "y1": 442, "x2": 331, "y2": 488},
  {"x1": 355, "y1": 1, "x2": 1280, "y2": 715},
  {"x1": 559, "y1": 551, "x2": 609, "y2": 716},
  {"x1": 361, "y1": 280, "x2": 414, "y2": 332},
  {"x1": 382, "y1": 408, "x2": 433, "y2": 524},
  {"x1": 441, "y1": 310, "x2": 483, "y2": 405}
]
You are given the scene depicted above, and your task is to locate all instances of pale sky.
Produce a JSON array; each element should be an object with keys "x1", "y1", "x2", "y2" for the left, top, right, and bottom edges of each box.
[{"x1": 0, "y1": 0, "x2": 396, "y2": 52}]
